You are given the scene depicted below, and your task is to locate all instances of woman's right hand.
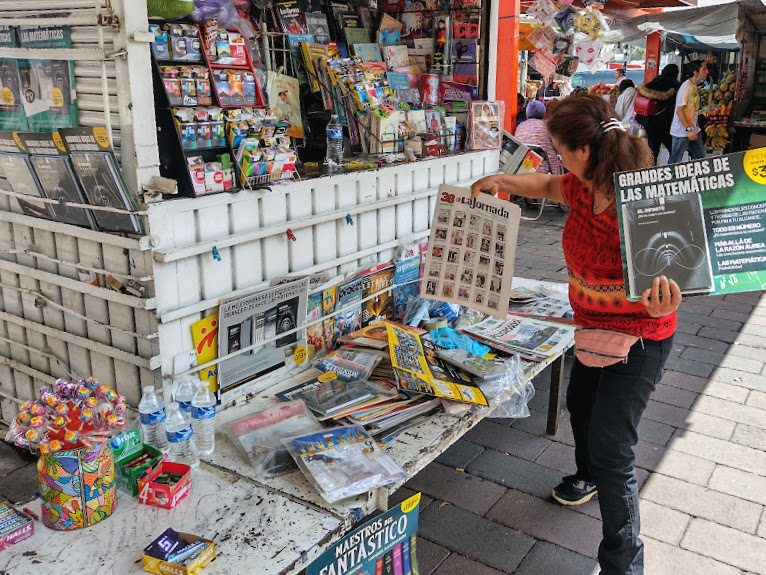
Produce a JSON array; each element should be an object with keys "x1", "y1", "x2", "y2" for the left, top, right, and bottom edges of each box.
[{"x1": 470, "y1": 175, "x2": 507, "y2": 198}]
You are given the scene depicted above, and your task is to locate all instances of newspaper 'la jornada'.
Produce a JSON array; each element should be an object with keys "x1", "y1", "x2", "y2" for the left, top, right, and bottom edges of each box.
[{"x1": 421, "y1": 184, "x2": 521, "y2": 318}]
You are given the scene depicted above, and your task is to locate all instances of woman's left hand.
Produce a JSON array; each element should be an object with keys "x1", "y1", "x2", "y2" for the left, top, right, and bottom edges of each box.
[{"x1": 641, "y1": 276, "x2": 682, "y2": 318}]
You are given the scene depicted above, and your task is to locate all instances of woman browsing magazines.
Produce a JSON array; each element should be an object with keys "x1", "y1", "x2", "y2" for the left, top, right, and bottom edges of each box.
[{"x1": 470, "y1": 95, "x2": 681, "y2": 575}]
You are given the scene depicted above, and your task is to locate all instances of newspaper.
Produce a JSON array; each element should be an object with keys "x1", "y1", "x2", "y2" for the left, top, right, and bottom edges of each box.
[
  {"x1": 217, "y1": 278, "x2": 309, "y2": 403},
  {"x1": 461, "y1": 315, "x2": 575, "y2": 361},
  {"x1": 421, "y1": 184, "x2": 521, "y2": 318}
]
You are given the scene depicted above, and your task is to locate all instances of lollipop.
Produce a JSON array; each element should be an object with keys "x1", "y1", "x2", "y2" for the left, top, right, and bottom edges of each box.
[
  {"x1": 113, "y1": 402, "x2": 127, "y2": 416},
  {"x1": 14, "y1": 432, "x2": 30, "y2": 448},
  {"x1": 54, "y1": 403, "x2": 69, "y2": 417},
  {"x1": 84, "y1": 396, "x2": 98, "y2": 409},
  {"x1": 76, "y1": 385, "x2": 90, "y2": 402},
  {"x1": 50, "y1": 416, "x2": 68, "y2": 429},
  {"x1": 39, "y1": 442, "x2": 52, "y2": 455},
  {"x1": 105, "y1": 414, "x2": 126, "y2": 428},
  {"x1": 15, "y1": 412, "x2": 30, "y2": 426},
  {"x1": 42, "y1": 394, "x2": 60, "y2": 407},
  {"x1": 80, "y1": 409, "x2": 94, "y2": 424},
  {"x1": 20, "y1": 400, "x2": 35, "y2": 412},
  {"x1": 29, "y1": 415, "x2": 45, "y2": 429},
  {"x1": 38, "y1": 387, "x2": 54, "y2": 400},
  {"x1": 47, "y1": 440, "x2": 63, "y2": 453},
  {"x1": 23, "y1": 429, "x2": 40, "y2": 443},
  {"x1": 106, "y1": 389, "x2": 118, "y2": 402},
  {"x1": 29, "y1": 403, "x2": 45, "y2": 416}
]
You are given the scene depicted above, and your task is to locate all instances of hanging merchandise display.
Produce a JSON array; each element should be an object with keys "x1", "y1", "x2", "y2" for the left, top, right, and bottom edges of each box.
[{"x1": 524, "y1": 0, "x2": 611, "y2": 83}]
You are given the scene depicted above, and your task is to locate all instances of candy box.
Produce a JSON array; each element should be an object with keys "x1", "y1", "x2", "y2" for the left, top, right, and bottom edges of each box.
[
  {"x1": 137, "y1": 461, "x2": 192, "y2": 509},
  {"x1": 0, "y1": 503, "x2": 34, "y2": 552},
  {"x1": 111, "y1": 430, "x2": 163, "y2": 497},
  {"x1": 143, "y1": 530, "x2": 215, "y2": 575},
  {"x1": 149, "y1": 25, "x2": 169, "y2": 60}
]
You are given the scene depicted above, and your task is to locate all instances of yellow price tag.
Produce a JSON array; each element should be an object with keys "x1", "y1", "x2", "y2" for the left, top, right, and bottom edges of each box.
[
  {"x1": 293, "y1": 346, "x2": 308, "y2": 365},
  {"x1": 0, "y1": 87, "x2": 14, "y2": 106},
  {"x1": 521, "y1": 158, "x2": 533, "y2": 171},
  {"x1": 744, "y1": 149, "x2": 766, "y2": 185},
  {"x1": 51, "y1": 88, "x2": 64, "y2": 107},
  {"x1": 93, "y1": 127, "x2": 110, "y2": 149},
  {"x1": 400, "y1": 492, "x2": 421, "y2": 513},
  {"x1": 317, "y1": 371, "x2": 337, "y2": 382}
]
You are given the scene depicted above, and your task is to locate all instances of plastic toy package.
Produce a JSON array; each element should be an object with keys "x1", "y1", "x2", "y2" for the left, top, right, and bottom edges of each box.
[
  {"x1": 221, "y1": 401, "x2": 323, "y2": 478},
  {"x1": 478, "y1": 354, "x2": 535, "y2": 419}
]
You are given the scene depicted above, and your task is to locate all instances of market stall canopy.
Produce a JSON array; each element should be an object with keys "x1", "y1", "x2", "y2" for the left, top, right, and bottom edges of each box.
[{"x1": 603, "y1": 0, "x2": 765, "y2": 47}]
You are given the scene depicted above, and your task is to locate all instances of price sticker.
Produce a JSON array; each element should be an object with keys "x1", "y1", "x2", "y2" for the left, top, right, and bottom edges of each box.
[
  {"x1": 744, "y1": 149, "x2": 766, "y2": 185},
  {"x1": 293, "y1": 346, "x2": 307, "y2": 365}
]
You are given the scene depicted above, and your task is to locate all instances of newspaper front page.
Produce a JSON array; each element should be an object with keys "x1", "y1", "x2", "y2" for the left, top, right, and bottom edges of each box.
[{"x1": 421, "y1": 184, "x2": 521, "y2": 318}]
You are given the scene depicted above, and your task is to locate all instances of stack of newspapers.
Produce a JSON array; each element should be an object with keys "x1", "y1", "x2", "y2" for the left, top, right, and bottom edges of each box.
[{"x1": 461, "y1": 315, "x2": 575, "y2": 362}]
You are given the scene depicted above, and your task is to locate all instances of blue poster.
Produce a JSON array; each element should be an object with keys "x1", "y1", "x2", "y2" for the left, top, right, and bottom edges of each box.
[{"x1": 308, "y1": 493, "x2": 422, "y2": 575}]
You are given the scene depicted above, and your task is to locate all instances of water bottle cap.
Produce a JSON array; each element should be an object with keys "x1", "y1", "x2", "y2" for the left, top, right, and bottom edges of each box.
[{"x1": 143, "y1": 385, "x2": 155, "y2": 393}]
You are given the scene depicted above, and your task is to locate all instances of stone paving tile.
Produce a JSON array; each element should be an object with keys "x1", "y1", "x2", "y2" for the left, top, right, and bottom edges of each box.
[
  {"x1": 692, "y1": 395, "x2": 766, "y2": 430},
  {"x1": 466, "y1": 450, "x2": 564, "y2": 500},
  {"x1": 670, "y1": 331, "x2": 730, "y2": 354},
  {"x1": 637, "y1": 417, "x2": 676, "y2": 446},
  {"x1": 464, "y1": 420, "x2": 552, "y2": 461},
  {"x1": 711, "y1": 308, "x2": 754, "y2": 323},
  {"x1": 405, "y1": 462, "x2": 506, "y2": 516},
  {"x1": 486, "y1": 489, "x2": 602, "y2": 558},
  {"x1": 660, "y1": 369, "x2": 716, "y2": 393},
  {"x1": 643, "y1": 450, "x2": 716, "y2": 487},
  {"x1": 759, "y1": 508, "x2": 766, "y2": 539},
  {"x1": 698, "y1": 380, "x2": 752, "y2": 404},
  {"x1": 641, "y1": 473, "x2": 762, "y2": 533},
  {"x1": 707, "y1": 465, "x2": 766, "y2": 506},
  {"x1": 676, "y1": 311, "x2": 743, "y2": 332},
  {"x1": 639, "y1": 500, "x2": 691, "y2": 546},
  {"x1": 731, "y1": 424, "x2": 766, "y2": 452},
  {"x1": 534, "y1": 441, "x2": 576, "y2": 475},
  {"x1": 661, "y1": 356, "x2": 715, "y2": 378},
  {"x1": 747, "y1": 389, "x2": 766, "y2": 409},
  {"x1": 511, "y1": 409, "x2": 576, "y2": 447},
  {"x1": 725, "y1": 342, "x2": 766, "y2": 363},
  {"x1": 681, "y1": 519, "x2": 766, "y2": 575},
  {"x1": 435, "y1": 439, "x2": 485, "y2": 470},
  {"x1": 643, "y1": 400, "x2": 736, "y2": 440},
  {"x1": 431, "y1": 553, "x2": 506, "y2": 575},
  {"x1": 742, "y1": 323, "x2": 766, "y2": 338},
  {"x1": 650, "y1": 383, "x2": 698, "y2": 410},
  {"x1": 643, "y1": 536, "x2": 744, "y2": 575},
  {"x1": 513, "y1": 541, "x2": 598, "y2": 575},
  {"x1": 697, "y1": 325, "x2": 740, "y2": 343},
  {"x1": 0, "y1": 442, "x2": 35, "y2": 477},
  {"x1": 0, "y1": 463, "x2": 38, "y2": 504},
  {"x1": 416, "y1": 538, "x2": 450, "y2": 575},
  {"x1": 669, "y1": 429, "x2": 766, "y2": 476},
  {"x1": 709, "y1": 366, "x2": 766, "y2": 392},
  {"x1": 418, "y1": 502, "x2": 535, "y2": 574}
]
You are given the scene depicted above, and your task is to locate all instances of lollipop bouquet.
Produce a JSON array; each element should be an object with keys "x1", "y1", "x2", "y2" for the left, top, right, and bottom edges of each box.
[{"x1": 6, "y1": 378, "x2": 128, "y2": 455}]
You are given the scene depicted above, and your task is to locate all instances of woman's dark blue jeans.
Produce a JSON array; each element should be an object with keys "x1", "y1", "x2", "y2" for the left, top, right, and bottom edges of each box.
[{"x1": 566, "y1": 334, "x2": 674, "y2": 575}]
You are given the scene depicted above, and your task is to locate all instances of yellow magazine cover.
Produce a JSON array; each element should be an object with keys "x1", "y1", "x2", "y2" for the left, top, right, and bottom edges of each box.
[{"x1": 191, "y1": 313, "x2": 219, "y2": 392}]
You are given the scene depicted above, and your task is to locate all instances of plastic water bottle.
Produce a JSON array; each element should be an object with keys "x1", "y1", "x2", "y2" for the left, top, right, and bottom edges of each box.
[
  {"x1": 191, "y1": 384, "x2": 216, "y2": 456},
  {"x1": 138, "y1": 385, "x2": 169, "y2": 453},
  {"x1": 173, "y1": 376, "x2": 197, "y2": 424},
  {"x1": 165, "y1": 401, "x2": 199, "y2": 469},
  {"x1": 325, "y1": 114, "x2": 343, "y2": 169}
]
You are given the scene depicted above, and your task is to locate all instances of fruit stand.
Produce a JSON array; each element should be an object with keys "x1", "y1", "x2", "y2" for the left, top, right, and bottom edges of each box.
[{"x1": 700, "y1": 72, "x2": 736, "y2": 152}]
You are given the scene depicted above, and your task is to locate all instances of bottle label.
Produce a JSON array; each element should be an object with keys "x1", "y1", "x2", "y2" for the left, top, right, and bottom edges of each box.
[
  {"x1": 327, "y1": 128, "x2": 343, "y2": 139},
  {"x1": 178, "y1": 401, "x2": 191, "y2": 412},
  {"x1": 140, "y1": 408, "x2": 166, "y2": 425},
  {"x1": 167, "y1": 425, "x2": 193, "y2": 443},
  {"x1": 192, "y1": 405, "x2": 216, "y2": 420}
]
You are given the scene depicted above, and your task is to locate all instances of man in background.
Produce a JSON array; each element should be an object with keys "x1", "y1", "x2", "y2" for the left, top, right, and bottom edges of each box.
[
  {"x1": 536, "y1": 76, "x2": 561, "y2": 100},
  {"x1": 669, "y1": 59, "x2": 708, "y2": 163}
]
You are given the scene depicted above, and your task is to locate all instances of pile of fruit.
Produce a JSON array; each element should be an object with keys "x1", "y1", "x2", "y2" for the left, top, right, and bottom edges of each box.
[
  {"x1": 588, "y1": 82, "x2": 612, "y2": 95},
  {"x1": 702, "y1": 72, "x2": 736, "y2": 149}
]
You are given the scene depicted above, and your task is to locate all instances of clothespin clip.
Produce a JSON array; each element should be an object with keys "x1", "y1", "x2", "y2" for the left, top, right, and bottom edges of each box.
[
  {"x1": 346, "y1": 214, "x2": 354, "y2": 226},
  {"x1": 286, "y1": 229, "x2": 296, "y2": 242},
  {"x1": 212, "y1": 246, "x2": 221, "y2": 261}
]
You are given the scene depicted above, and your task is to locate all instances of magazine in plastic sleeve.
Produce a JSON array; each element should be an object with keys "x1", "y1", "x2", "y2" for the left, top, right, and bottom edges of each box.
[
  {"x1": 315, "y1": 348, "x2": 384, "y2": 381},
  {"x1": 284, "y1": 424, "x2": 406, "y2": 503},
  {"x1": 461, "y1": 316, "x2": 575, "y2": 361}
]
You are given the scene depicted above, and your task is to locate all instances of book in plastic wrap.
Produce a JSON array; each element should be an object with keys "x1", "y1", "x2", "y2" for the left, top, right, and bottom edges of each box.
[{"x1": 0, "y1": 131, "x2": 50, "y2": 219}]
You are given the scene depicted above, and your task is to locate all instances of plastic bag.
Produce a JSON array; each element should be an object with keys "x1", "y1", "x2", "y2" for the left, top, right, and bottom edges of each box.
[
  {"x1": 428, "y1": 327, "x2": 490, "y2": 357},
  {"x1": 453, "y1": 306, "x2": 485, "y2": 329},
  {"x1": 222, "y1": 401, "x2": 323, "y2": 478},
  {"x1": 404, "y1": 294, "x2": 431, "y2": 327},
  {"x1": 428, "y1": 301, "x2": 460, "y2": 323},
  {"x1": 479, "y1": 355, "x2": 535, "y2": 419}
]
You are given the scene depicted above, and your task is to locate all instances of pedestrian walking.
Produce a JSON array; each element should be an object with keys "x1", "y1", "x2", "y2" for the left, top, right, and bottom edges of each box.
[{"x1": 470, "y1": 94, "x2": 681, "y2": 575}]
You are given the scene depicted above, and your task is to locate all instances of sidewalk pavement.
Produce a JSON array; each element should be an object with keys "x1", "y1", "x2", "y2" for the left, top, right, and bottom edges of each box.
[
  {"x1": 390, "y1": 203, "x2": 766, "y2": 575},
  {"x1": 1, "y1": 203, "x2": 765, "y2": 574}
]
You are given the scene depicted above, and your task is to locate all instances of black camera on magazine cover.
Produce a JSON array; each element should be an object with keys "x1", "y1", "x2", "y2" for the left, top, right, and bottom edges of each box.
[{"x1": 275, "y1": 299, "x2": 298, "y2": 348}]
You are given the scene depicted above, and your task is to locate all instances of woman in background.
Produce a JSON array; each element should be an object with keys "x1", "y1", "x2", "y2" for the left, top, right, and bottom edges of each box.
[
  {"x1": 615, "y1": 79, "x2": 638, "y2": 135},
  {"x1": 514, "y1": 100, "x2": 562, "y2": 175}
]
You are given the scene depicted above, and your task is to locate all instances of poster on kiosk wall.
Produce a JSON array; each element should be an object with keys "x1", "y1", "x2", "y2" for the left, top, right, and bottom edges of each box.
[
  {"x1": 217, "y1": 278, "x2": 309, "y2": 404},
  {"x1": 615, "y1": 149, "x2": 766, "y2": 301}
]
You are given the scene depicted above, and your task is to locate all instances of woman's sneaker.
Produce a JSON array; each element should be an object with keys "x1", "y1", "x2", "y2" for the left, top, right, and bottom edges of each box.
[{"x1": 551, "y1": 475, "x2": 597, "y2": 505}]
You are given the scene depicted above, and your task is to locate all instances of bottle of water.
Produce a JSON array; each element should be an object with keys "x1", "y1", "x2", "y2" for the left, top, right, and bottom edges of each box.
[
  {"x1": 173, "y1": 376, "x2": 197, "y2": 424},
  {"x1": 138, "y1": 385, "x2": 169, "y2": 453},
  {"x1": 325, "y1": 114, "x2": 343, "y2": 169},
  {"x1": 165, "y1": 402, "x2": 199, "y2": 469},
  {"x1": 191, "y1": 384, "x2": 217, "y2": 456}
]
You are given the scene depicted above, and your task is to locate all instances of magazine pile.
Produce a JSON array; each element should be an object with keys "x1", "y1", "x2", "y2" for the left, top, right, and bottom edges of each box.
[
  {"x1": 461, "y1": 315, "x2": 575, "y2": 362},
  {"x1": 615, "y1": 151, "x2": 766, "y2": 300}
]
